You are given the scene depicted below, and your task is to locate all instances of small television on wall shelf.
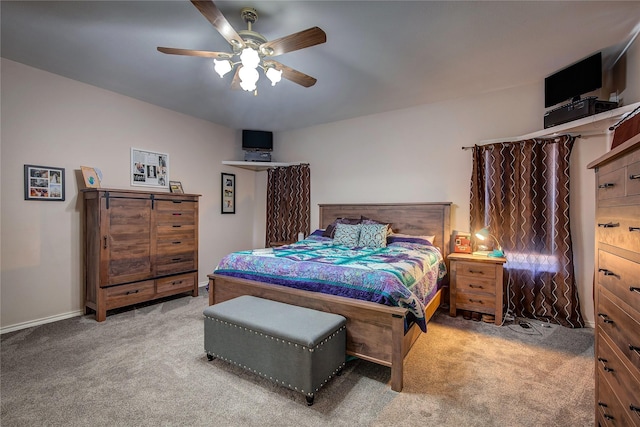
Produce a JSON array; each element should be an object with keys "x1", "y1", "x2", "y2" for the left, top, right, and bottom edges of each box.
[
  {"x1": 242, "y1": 129, "x2": 273, "y2": 152},
  {"x1": 545, "y1": 52, "x2": 602, "y2": 108}
]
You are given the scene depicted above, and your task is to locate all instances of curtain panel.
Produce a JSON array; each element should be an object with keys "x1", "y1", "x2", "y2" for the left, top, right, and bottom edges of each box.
[
  {"x1": 470, "y1": 136, "x2": 584, "y2": 327},
  {"x1": 266, "y1": 164, "x2": 311, "y2": 247}
]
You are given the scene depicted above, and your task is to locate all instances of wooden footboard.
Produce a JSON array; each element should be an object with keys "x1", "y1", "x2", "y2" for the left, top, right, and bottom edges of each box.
[{"x1": 208, "y1": 273, "x2": 442, "y2": 392}]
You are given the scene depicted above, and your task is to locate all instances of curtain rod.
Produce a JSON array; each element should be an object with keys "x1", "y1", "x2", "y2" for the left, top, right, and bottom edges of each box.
[{"x1": 462, "y1": 133, "x2": 585, "y2": 150}]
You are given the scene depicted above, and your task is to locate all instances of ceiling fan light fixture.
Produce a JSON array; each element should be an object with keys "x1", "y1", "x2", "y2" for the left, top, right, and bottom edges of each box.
[
  {"x1": 213, "y1": 59, "x2": 232, "y2": 78},
  {"x1": 239, "y1": 47, "x2": 260, "y2": 69},
  {"x1": 239, "y1": 66, "x2": 259, "y2": 91},
  {"x1": 266, "y1": 67, "x2": 283, "y2": 86}
]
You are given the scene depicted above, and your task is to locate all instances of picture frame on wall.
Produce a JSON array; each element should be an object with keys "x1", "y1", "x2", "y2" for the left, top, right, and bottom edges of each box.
[
  {"x1": 130, "y1": 147, "x2": 169, "y2": 189},
  {"x1": 221, "y1": 172, "x2": 235, "y2": 214},
  {"x1": 24, "y1": 164, "x2": 65, "y2": 201}
]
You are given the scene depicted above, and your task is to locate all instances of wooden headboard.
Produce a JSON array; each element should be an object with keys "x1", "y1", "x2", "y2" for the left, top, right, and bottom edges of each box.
[{"x1": 318, "y1": 202, "x2": 452, "y2": 261}]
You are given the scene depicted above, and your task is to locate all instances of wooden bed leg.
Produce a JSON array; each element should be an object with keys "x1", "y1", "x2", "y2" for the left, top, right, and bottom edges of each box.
[{"x1": 390, "y1": 314, "x2": 404, "y2": 392}]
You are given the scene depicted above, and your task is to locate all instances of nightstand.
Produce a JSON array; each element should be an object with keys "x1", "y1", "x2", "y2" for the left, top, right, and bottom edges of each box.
[{"x1": 448, "y1": 253, "x2": 507, "y2": 325}]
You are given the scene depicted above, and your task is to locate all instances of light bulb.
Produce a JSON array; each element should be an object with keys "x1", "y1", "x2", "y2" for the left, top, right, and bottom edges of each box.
[
  {"x1": 213, "y1": 59, "x2": 232, "y2": 78},
  {"x1": 239, "y1": 48, "x2": 260, "y2": 69},
  {"x1": 239, "y1": 66, "x2": 259, "y2": 91},
  {"x1": 266, "y1": 67, "x2": 283, "y2": 86}
]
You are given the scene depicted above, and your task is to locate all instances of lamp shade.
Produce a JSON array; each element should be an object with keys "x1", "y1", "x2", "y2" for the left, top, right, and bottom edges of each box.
[{"x1": 474, "y1": 227, "x2": 504, "y2": 257}]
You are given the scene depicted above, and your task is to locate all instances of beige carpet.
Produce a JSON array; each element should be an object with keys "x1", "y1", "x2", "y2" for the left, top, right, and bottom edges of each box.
[{"x1": 1, "y1": 292, "x2": 594, "y2": 426}]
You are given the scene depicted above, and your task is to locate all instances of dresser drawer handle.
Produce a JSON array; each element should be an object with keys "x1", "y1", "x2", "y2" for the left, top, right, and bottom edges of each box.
[
  {"x1": 172, "y1": 258, "x2": 182, "y2": 262},
  {"x1": 604, "y1": 414, "x2": 614, "y2": 421},
  {"x1": 598, "y1": 313, "x2": 614, "y2": 324},
  {"x1": 603, "y1": 366, "x2": 614, "y2": 373},
  {"x1": 630, "y1": 344, "x2": 640, "y2": 354},
  {"x1": 630, "y1": 174, "x2": 640, "y2": 180},
  {"x1": 171, "y1": 280, "x2": 183, "y2": 286},
  {"x1": 598, "y1": 183, "x2": 615, "y2": 188},
  {"x1": 469, "y1": 284, "x2": 484, "y2": 289},
  {"x1": 126, "y1": 290, "x2": 140, "y2": 295},
  {"x1": 597, "y1": 402, "x2": 608, "y2": 408},
  {"x1": 631, "y1": 405, "x2": 640, "y2": 413},
  {"x1": 631, "y1": 287, "x2": 640, "y2": 294},
  {"x1": 630, "y1": 227, "x2": 640, "y2": 232},
  {"x1": 468, "y1": 270, "x2": 484, "y2": 274},
  {"x1": 172, "y1": 213, "x2": 183, "y2": 216},
  {"x1": 172, "y1": 241, "x2": 182, "y2": 245},
  {"x1": 598, "y1": 268, "x2": 616, "y2": 277},
  {"x1": 468, "y1": 299, "x2": 484, "y2": 304},
  {"x1": 598, "y1": 222, "x2": 619, "y2": 228},
  {"x1": 172, "y1": 225, "x2": 182, "y2": 228}
]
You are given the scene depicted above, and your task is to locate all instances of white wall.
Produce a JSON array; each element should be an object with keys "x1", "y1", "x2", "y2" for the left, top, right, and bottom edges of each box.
[
  {"x1": 0, "y1": 59, "x2": 257, "y2": 331},
  {"x1": 273, "y1": 38, "x2": 640, "y2": 327}
]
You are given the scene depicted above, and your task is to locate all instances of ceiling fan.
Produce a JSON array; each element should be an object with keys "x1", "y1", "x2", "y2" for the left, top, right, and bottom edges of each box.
[{"x1": 157, "y1": 1, "x2": 327, "y2": 93}]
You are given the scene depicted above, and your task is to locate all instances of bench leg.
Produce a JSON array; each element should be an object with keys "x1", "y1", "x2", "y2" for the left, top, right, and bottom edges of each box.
[
  {"x1": 207, "y1": 354, "x2": 215, "y2": 361},
  {"x1": 306, "y1": 394, "x2": 314, "y2": 406}
]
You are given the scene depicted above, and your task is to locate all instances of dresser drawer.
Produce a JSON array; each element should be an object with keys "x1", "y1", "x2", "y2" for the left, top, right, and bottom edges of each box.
[
  {"x1": 598, "y1": 167, "x2": 627, "y2": 200},
  {"x1": 456, "y1": 261, "x2": 497, "y2": 279},
  {"x1": 156, "y1": 272, "x2": 196, "y2": 295},
  {"x1": 597, "y1": 288, "x2": 640, "y2": 373},
  {"x1": 597, "y1": 369, "x2": 636, "y2": 427},
  {"x1": 629, "y1": 161, "x2": 640, "y2": 196},
  {"x1": 155, "y1": 200, "x2": 196, "y2": 224},
  {"x1": 156, "y1": 238, "x2": 196, "y2": 256},
  {"x1": 598, "y1": 250, "x2": 640, "y2": 315},
  {"x1": 156, "y1": 253, "x2": 196, "y2": 276},
  {"x1": 596, "y1": 332, "x2": 640, "y2": 426},
  {"x1": 597, "y1": 205, "x2": 640, "y2": 254},
  {"x1": 455, "y1": 291, "x2": 496, "y2": 314},
  {"x1": 157, "y1": 224, "x2": 196, "y2": 239},
  {"x1": 105, "y1": 280, "x2": 155, "y2": 309}
]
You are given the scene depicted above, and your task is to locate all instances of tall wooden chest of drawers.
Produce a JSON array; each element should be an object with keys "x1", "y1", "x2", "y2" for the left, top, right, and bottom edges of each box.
[
  {"x1": 587, "y1": 133, "x2": 640, "y2": 426},
  {"x1": 83, "y1": 188, "x2": 200, "y2": 321}
]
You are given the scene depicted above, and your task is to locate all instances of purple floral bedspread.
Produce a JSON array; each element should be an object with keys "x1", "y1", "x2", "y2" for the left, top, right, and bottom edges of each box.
[{"x1": 213, "y1": 233, "x2": 447, "y2": 332}]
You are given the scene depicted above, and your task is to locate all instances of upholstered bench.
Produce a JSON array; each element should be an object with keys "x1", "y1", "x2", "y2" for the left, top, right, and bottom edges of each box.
[{"x1": 203, "y1": 295, "x2": 347, "y2": 405}]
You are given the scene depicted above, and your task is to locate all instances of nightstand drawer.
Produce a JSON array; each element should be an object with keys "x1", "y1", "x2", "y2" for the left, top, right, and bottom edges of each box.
[
  {"x1": 456, "y1": 275, "x2": 497, "y2": 296},
  {"x1": 455, "y1": 292, "x2": 496, "y2": 314},
  {"x1": 456, "y1": 261, "x2": 497, "y2": 279}
]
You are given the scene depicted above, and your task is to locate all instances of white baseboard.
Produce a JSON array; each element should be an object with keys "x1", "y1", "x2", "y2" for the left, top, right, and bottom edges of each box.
[
  {"x1": 199, "y1": 280, "x2": 208, "y2": 288},
  {"x1": 1, "y1": 310, "x2": 84, "y2": 335}
]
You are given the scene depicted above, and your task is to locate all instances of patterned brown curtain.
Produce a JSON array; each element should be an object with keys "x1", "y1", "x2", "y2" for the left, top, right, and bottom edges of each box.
[
  {"x1": 470, "y1": 136, "x2": 584, "y2": 327},
  {"x1": 265, "y1": 164, "x2": 311, "y2": 247}
]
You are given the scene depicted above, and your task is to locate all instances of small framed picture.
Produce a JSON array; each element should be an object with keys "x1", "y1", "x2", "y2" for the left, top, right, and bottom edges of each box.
[
  {"x1": 24, "y1": 164, "x2": 65, "y2": 201},
  {"x1": 169, "y1": 181, "x2": 184, "y2": 194},
  {"x1": 221, "y1": 173, "x2": 235, "y2": 214},
  {"x1": 81, "y1": 166, "x2": 101, "y2": 188}
]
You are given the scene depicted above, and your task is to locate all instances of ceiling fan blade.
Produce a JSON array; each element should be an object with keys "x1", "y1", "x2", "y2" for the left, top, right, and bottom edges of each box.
[
  {"x1": 157, "y1": 47, "x2": 233, "y2": 59},
  {"x1": 230, "y1": 67, "x2": 242, "y2": 90},
  {"x1": 260, "y1": 27, "x2": 326, "y2": 57},
  {"x1": 190, "y1": 0, "x2": 244, "y2": 48},
  {"x1": 265, "y1": 60, "x2": 317, "y2": 88}
]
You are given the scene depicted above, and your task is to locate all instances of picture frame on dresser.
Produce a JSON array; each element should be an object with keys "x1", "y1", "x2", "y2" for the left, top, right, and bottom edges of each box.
[
  {"x1": 24, "y1": 164, "x2": 65, "y2": 201},
  {"x1": 221, "y1": 172, "x2": 235, "y2": 214}
]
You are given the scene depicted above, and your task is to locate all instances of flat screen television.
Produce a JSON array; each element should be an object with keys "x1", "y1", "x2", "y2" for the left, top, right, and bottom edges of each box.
[
  {"x1": 544, "y1": 52, "x2": 602, "y2": 108},
  {"x1": 242, "y1": 130, "x2": 273, "y2": 152}
]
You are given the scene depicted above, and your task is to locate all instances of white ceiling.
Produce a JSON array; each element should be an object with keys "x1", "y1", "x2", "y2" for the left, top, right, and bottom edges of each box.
[{"x1": 2, "y1": 1, "x2": 639, "y2": 132}]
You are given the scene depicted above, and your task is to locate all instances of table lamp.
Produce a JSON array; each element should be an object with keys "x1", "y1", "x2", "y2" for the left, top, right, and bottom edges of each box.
[{"x1": 474, "y1": 227, "x2": 504, "y2": 257}]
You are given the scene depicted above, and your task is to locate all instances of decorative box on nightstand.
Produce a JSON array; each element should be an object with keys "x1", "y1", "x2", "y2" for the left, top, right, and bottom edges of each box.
[{"x1": 448, "y1": 253, "x2": 507, "y2": 325}]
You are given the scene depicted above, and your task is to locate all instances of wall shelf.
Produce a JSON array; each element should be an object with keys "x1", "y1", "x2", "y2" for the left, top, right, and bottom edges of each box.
[
  {"x1": 221, "y1": 161, "x2": 303, "y2": 171},
  {"x1": 480, "y1": 101, "x2": 640, "y2": 143}
]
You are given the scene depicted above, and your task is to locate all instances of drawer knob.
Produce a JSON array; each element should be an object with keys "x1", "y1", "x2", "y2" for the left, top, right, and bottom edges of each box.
[
  {"x1": 172, "y1": 280, "x2": 183, "y2": 285},
  {"x1": 598, "y1": 268, "x2": 616, "y2": 277},
  {"x1": 630, "y1": 227, "x2": 640, "y2": 232},
  {"x1": 468, "y1": 270, "x2": 484, "y2": 275},
  {"x1": 598, "y1": 222, "x2": 620, "y2": 228},
  {"x1": 126, "y1": 289, "x2": 140, "y2": 295},
  {"x1": 598, "y1": 183, "x2": 615, "y2": 188},
  {"x1": 469, "y1": 284, "x2": 484, "y2": 289},
  {"x1": 598, "y1": 313, "x2": 614, "y2": 324},
  {"x1": 630, "y1": 174, "x2": 640, "y2": 180},
  {"x1": 469, "y1": 299, "x2": 484, "y2": 304}
]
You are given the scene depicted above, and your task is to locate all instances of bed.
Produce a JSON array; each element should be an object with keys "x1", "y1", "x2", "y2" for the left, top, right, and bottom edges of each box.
[{"x1": 207, "y1": 202, "x2": 451, "y2": 392}]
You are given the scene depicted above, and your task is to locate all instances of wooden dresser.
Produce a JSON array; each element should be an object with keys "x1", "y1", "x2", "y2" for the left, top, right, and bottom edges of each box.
[
  {"x1": 448, "y1": 253, "x2": 506, "y2": 325},
  {"x1": 587, "y1": 133, "x2": 640, "y2": 426},
  {"x1": 83, "y1": 188, "x2": 200, "y2": 321}
]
